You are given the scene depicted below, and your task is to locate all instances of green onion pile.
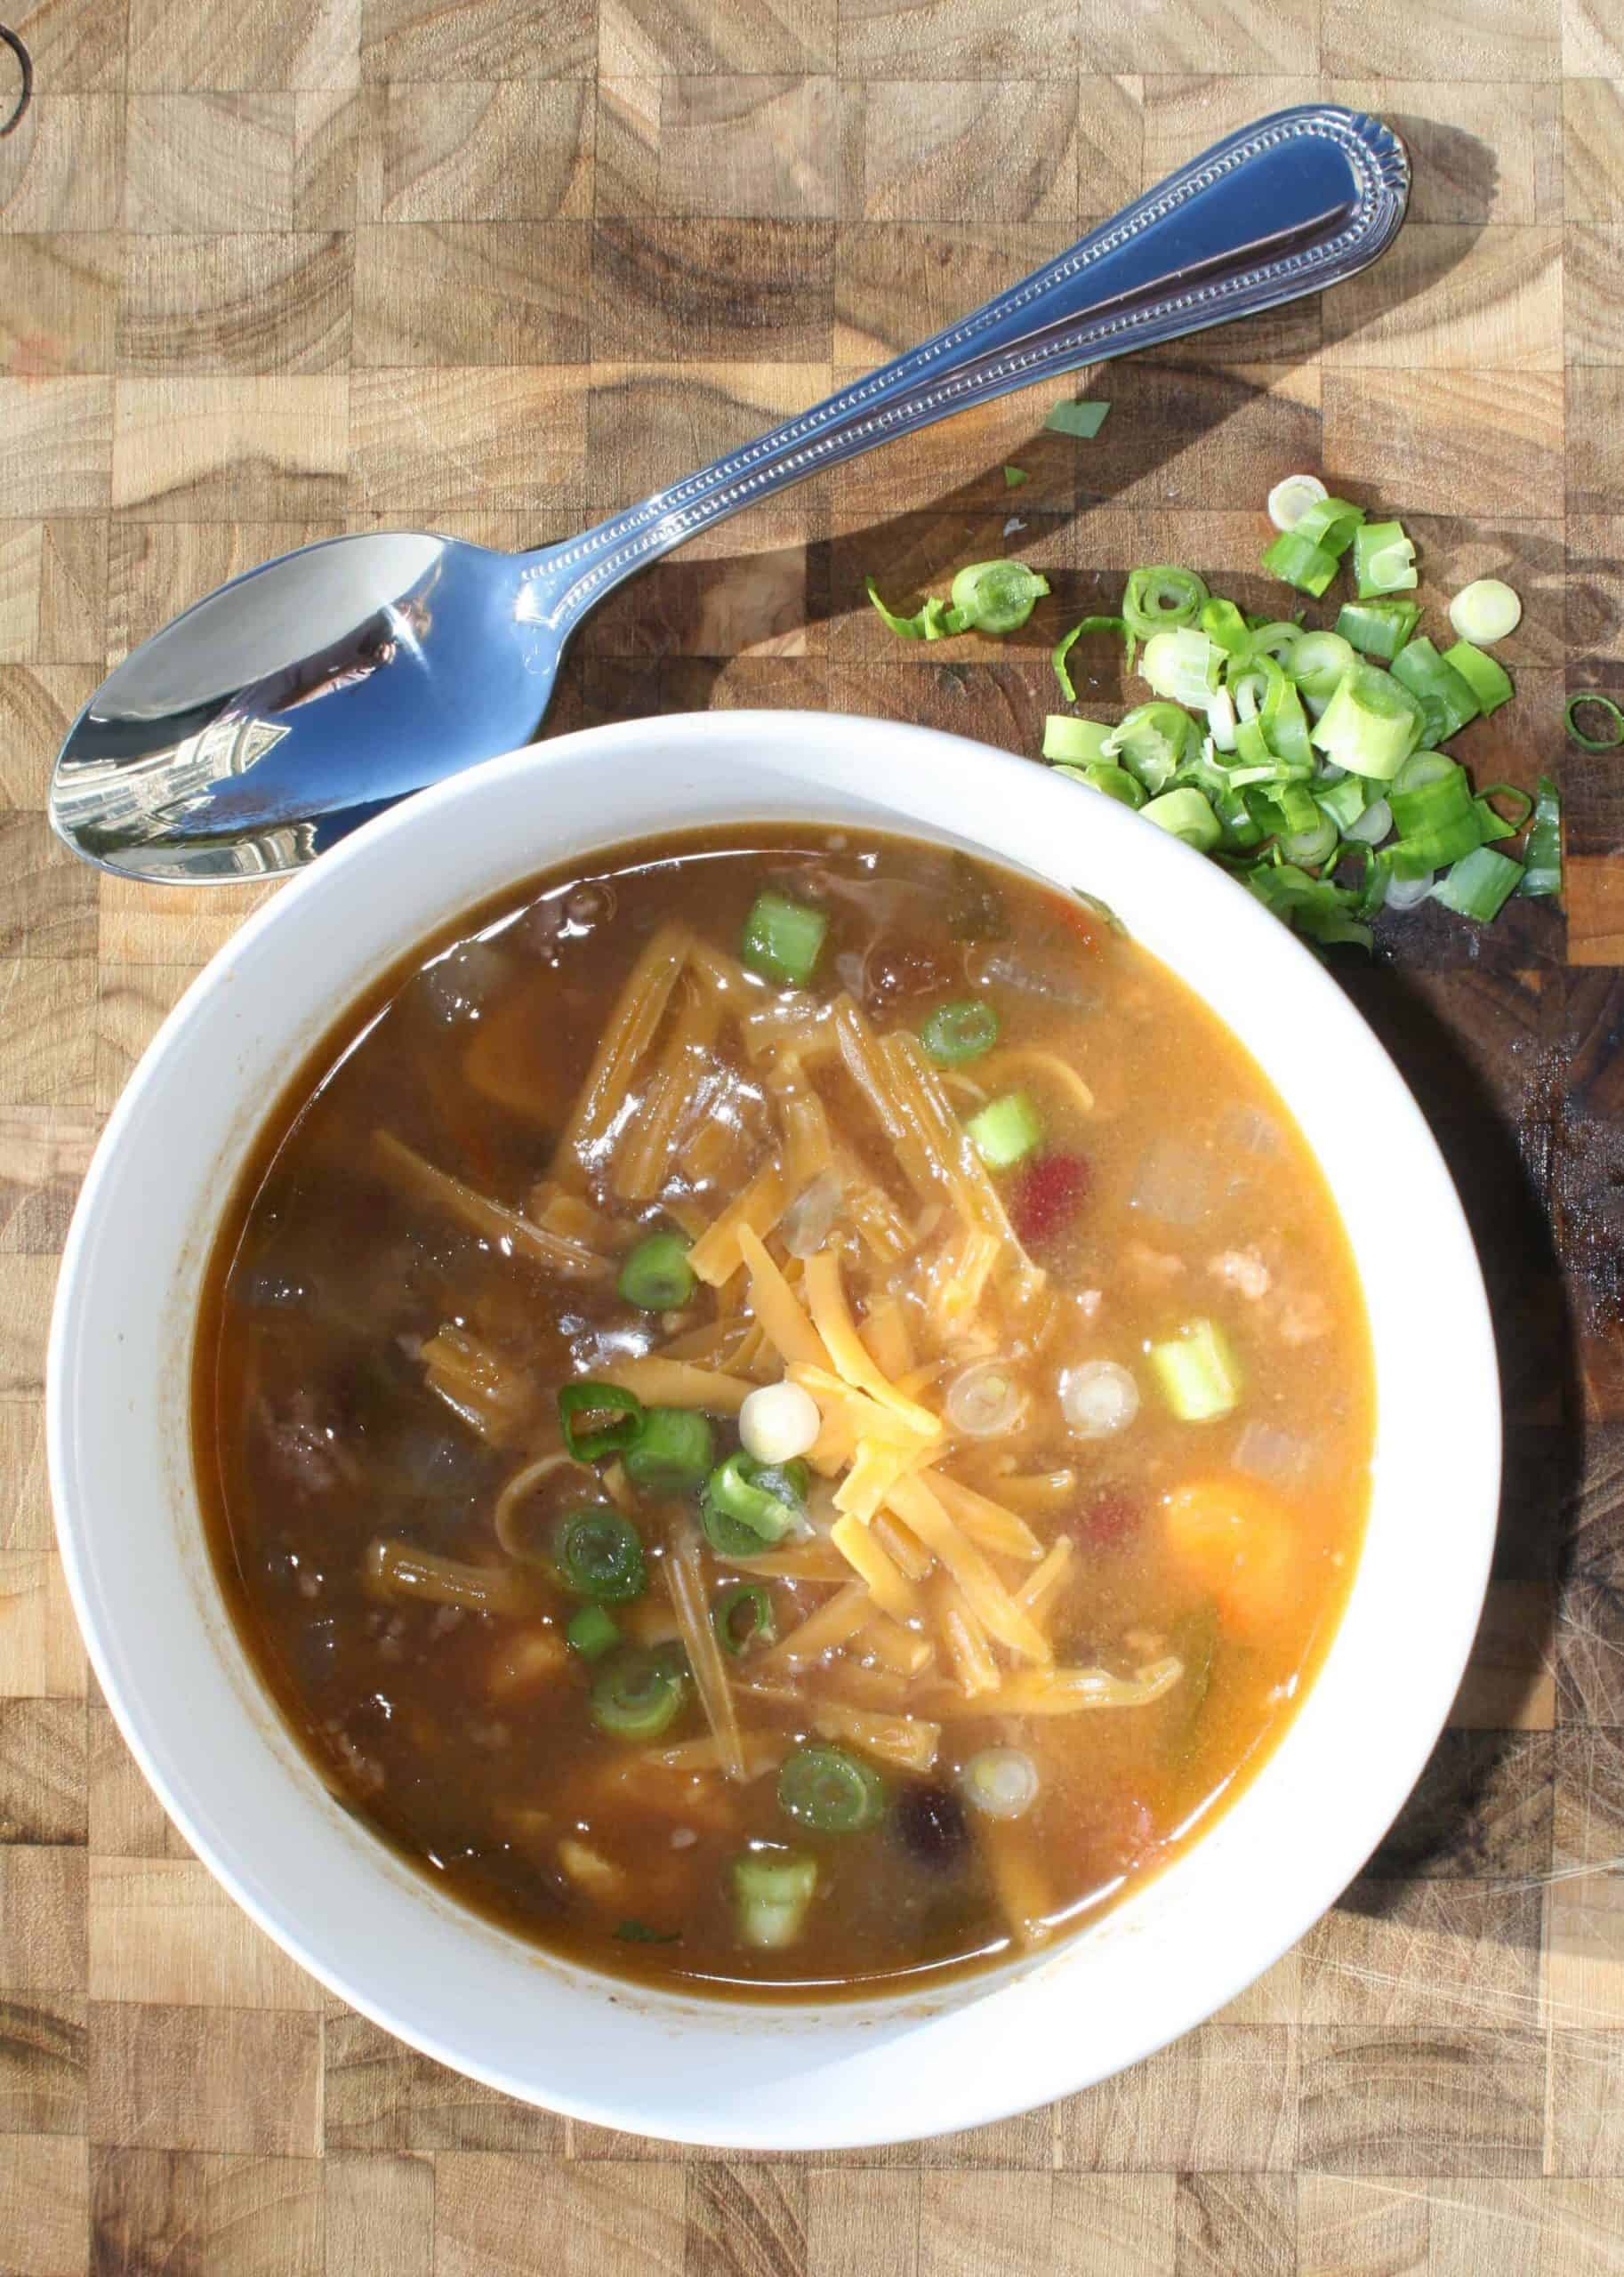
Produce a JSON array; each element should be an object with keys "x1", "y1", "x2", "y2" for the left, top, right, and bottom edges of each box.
[
  {"x1": 1041, "y1": 495, "x2": 1558, "y2": 945},
  {"x1": 868, "y1": 478, "x2": 1568, "y2": 949}
]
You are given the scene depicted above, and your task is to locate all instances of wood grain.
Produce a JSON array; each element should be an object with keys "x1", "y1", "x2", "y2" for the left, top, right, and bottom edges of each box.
[{"x1": 2, "y1": 10, "x2": 1622, "y2": 2272}]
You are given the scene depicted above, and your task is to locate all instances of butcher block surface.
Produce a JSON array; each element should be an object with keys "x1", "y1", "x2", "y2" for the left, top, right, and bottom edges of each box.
[{"x1": 2, "y1": 0, "x2": 1624, "y2": 2268}]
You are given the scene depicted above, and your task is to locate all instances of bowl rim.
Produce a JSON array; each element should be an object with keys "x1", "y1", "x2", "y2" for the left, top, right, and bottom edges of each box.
[{"x1": 47, "y1": 707, "x2": 1500, "y2": 2147}]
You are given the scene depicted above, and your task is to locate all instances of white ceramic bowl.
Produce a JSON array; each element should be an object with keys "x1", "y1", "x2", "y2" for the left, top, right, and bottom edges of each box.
[{"x1": 49, "y1": 711, "x2": 1499, "y2": 2149}]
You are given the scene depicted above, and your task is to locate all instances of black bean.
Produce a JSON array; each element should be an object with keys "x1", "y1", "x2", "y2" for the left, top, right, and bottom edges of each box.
[{"x1": 891, "y1": 1782, "x2": 969, "y2": 1871}]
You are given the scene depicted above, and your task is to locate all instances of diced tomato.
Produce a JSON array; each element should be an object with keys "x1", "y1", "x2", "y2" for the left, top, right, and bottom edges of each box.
[{"x1": 1009, "y1": 1151, "x2": 1090, "y2": 1245}]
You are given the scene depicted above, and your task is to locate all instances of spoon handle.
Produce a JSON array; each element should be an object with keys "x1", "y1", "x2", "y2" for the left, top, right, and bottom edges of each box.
[{"x1": 527, "y1": 104, "x2": 1407, "y2": 630}]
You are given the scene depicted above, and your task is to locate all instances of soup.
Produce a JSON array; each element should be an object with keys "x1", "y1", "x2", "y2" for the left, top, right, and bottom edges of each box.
[{"x1": 195, "y1": 825, "x2": 1372, "y2": 1993}]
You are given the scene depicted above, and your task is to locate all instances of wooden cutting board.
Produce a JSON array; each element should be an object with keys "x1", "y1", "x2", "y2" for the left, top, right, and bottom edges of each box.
[{"x1": 3, "y1": 2, "x2": 1622, "y2": 2269}]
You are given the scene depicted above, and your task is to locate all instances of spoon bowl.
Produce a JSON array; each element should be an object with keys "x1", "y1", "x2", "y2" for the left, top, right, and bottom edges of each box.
[
  {"x1": 50, "y1": 105, "x2": 1409, "y2": 882},
  {"x1": 51, "y1": 534, "x2": 553, "y2": 878}
]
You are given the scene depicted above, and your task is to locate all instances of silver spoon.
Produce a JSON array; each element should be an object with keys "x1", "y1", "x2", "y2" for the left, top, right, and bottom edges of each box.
[{"x1": 51, "y1": 105, "x2": 1407, "y2": 882}]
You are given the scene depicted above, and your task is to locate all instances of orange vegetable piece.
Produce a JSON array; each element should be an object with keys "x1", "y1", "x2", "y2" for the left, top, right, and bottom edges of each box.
[{"x1": 1161, "y1": 1472, "x2": 1303, "y2": 1637}]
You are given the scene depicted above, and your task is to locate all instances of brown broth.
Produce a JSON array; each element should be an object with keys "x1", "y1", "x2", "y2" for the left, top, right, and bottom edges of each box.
[{"x1": 193, "y1": 825, "x2": 1373, "y2": 1996}]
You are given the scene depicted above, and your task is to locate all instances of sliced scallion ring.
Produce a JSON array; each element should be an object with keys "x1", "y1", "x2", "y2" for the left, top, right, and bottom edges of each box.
[
  {"x1": 1139, "y1": 627, "x2": 1222, "y2": 709},
  {"x1": 961, "y1": 1747, "x2": 1040, "y2": 1821},
  {"x1": 1052, "y1": 616, "x2": 1130, "y2": 701},
  {"x1": 1122, "y1": 564, "x2": 1209, "y2": 640},
  {"x1": 949, "y1": 559, "x2": 1050, "y2": 636},
  {"x1": 1449, "y1": 578, "x2": 1522, "y2": 645},
  {"x1": 591, "y1": 1649, "x2": 687, "y2": 1740},
  {"x1": 1565, "y1": 691, "x2": 1624, "y2": 751},
  {"x1": 553, "y1": 1508, "x2": 647, "y2": 1605},
  {"x1": 712, "y1": 1582, "x2": 776, "y2": 1657},
  {"x1": 920, "y1": 998, "x2": 999, "y2": 1066},
  {"x1": 1266, "y1": 472, "x2": 1329, "y2": 532},
  {"x1": 777, "y1": 1744, "x2": 886, "y2": 1834}
]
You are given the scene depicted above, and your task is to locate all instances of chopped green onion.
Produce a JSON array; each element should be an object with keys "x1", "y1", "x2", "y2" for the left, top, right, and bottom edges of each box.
[
  {"x1": 1519, "y1": 776, "x2": 1562, "y2": 897},
  {"x1": 741, "y1": 889, "x2": 827, "y2": 986},
  {"x1": 712, "y1": 1582, "x2": 776, "y2": 1656},
  {"x1": 730, "y1": 1849, "x2": 817, "y2": 1948},
  {"x1": 1199, "y1": 597, "x2": 1252, "y2": 658},
  {"x1": 1283, "y1": 630, "x2": 1356, "y2": 709},
  {"x1": 1045, "y1": 398, "x2": 1111, "y2": 439},
  {"x1": 1146, "y1": 1318, "x2": 1242, "y2": 1422},
  {"x1": 1248, "y1": 620, "x2": 1304, "y2": 666},
  {"x1": 558, "y1": 1380, "x2": 644, "y2": 1462},
  {"x1": 1122, "y1": 565, "x2": 1208, "y2": 640},
  {"x1": 966, "y1": 1090, "x2": 1042, "y2": 1169},
  {"x1": 1385, "y1": 866, "x2": 1434, "y2": 913},
  {"x1": 1206, "y1": 685, "x2": 1239, "y2": 752},
  {"x1": 920, "y1": 998, "x2": 999, "y2": 1066},
  {"x1": 1314, "y1": 776, "x2": 1371, "y2": 833},
  {"x1": 949, "y1": 559, "x2": 1049, "y2": 636},
  {"x1": 1281, "y1": 811, "x2": 1339, "y2": 867},
  {"x1": 1073, "y1": 886, "x2": 1123, "y2": 938},
  {"x1": 1387, "y1": 809, "x2": 1489, "y2": 879},
  {"x1": 623, "y1": 1404, "x2": 713, "y2": 1495},
  {"x1": 1474, "y1": 783, "x2": 1534, "y2": 838},
  {"x1": 864, "y1": 577, "x2": 951, "y2": 641},
  {"x1": 1003, "y1": 464, "x2": 1028, "y2": 489},
  {"x1": 1293, "y1": 495, "x2": 1365, "y2": 556},
  {"x1": 1103, "y1": 699, "x2": 1194, "y2": 791},
  {"x1": 1449, "y1": 578, "x2": 1521, "y2": 644},
  {"x1": 1388, "y1": 754, "x2": 1474, "y2": 838},
  {"x1": 554, "y1": 1508, "x2": 647, "y2": 1604},
  {"x1": 1390, "y1": 637, "x2": 1481, "y2": 745},
  {"x1": 1247, "y1": 779, "x2": 1322, "y2": 837},
  {"x1": 1052, "y1": 616, "x2": 1130, "y2": 700},
  {"x1": 699, "y1": 1493, "x2": 774, "y2": 1561},
  {"x1": 1256, "y1": 656, "x2": 1313, "y2": 766},
  {"x1": 702, "y1": 1452, "x2": 808, "y2": 1547},
  {"x1": 1261, "y1": 529, "x2": 1339, "y2": 597},
  {"x1": 777, "y1": 1743, "x2": 886, "y2": 1833},
  {"x1": 1344, "y1": 794, "x2": 1393, "y2": 847},
  {"x1": 1041, "y1": 714, "x2": 1112, "y2": 765},
  {"x1": 1564, "y1": 691, "x2": 1624, "y2": 750},
  {"x1": 1336, "y1": 599, "x2": 1421, "y2": 661},
  {"x1": 615, "y1": 1919, "x2": 680, "y2": 1943},
  {"x1": 1072, "y1": 761, "x2": 1146, "y2": 809},
  {"x1": 1441, "y1": 640, "x2": 1513, "y2": 714},
  {"x1": 1432, "y1": 845, "x2": 1524, "y2": 922},
  {"x1": 1266, "y1": 473, "x2": 1329, "y2": 532},
  {"x1": 1243, "y1": 860, "x2": 1372, "y2": 950},
  {"x1": 1391, "y1": 747, "x2": 1459, "y2": 794},
  {"x1": 1140, "y1": 627, "x2": 1222, "y2": 708},
  {"x1": 1309, "y1": 661, "x2": 1423, "y2": 780},
  {"x1": 1350, "y1": 843, "x2": 1393, "y2": 918},
  {"x1": 961, "y1": 1747, "x2": 1040, "y2": 1819},
  {"x1": 1352, "y1": 519, "x2": 1417, "y2": 599},
  {"x1": 567, "y1": 1604, "x2": 620, "y2": 1661},
  {"x1": 1141, "y1": 786, "x2": 1221, "y2": 852},
  {"x1": 591, "y1": 1648, "x2": 687, "y2": 1740},
  {"x1": 617, "y1": 1229, "x2": 695, "y2": 1312}
]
